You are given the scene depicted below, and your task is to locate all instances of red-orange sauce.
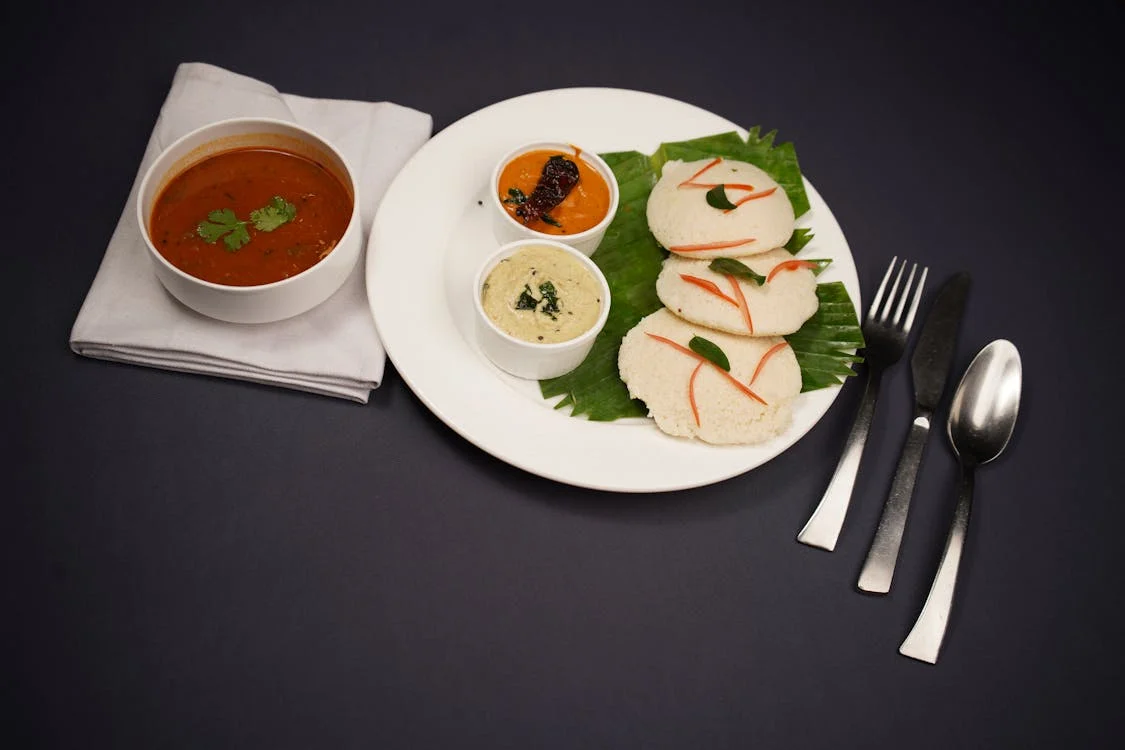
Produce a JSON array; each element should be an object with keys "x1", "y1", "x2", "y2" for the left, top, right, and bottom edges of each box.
[
  {"x1": 149, "y1": 148, "x2": 352, "y2": 287},
  {"x1": 498, "y1": 148, "x2": 611, "y2": 235}
]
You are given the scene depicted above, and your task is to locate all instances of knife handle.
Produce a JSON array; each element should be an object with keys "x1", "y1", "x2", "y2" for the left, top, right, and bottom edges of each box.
[
  {"x1": 857, "y1": 409, "x2": 933, "y2": 593},
  {"x1": 900, "y1": 465, "x2": 975, "y2": 664},
  {"x1": 797, "y1": 366, "x2": 884, "y2": 551}
]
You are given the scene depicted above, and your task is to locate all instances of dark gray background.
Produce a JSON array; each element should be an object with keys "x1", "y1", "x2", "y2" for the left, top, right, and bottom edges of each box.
[{"x1": 5, "y1": 0, "x2": 1122, "y2": 747}]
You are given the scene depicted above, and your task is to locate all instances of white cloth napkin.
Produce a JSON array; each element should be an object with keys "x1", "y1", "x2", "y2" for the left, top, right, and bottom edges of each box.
[{"x1": 70, "y1": 62, "x2": 433, "y2": 402}]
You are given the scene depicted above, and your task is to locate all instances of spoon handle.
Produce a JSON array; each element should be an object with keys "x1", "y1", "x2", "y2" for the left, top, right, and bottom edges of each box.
[
  {"x1": 798, "y1": 367, "x2": 885, "y2": 551},
  {"x1": 857, "y1": 408, "x2": 933, "y2": 593},
  {"x1": 899, "y1": 466, "x2": 974, "y2": 664}
]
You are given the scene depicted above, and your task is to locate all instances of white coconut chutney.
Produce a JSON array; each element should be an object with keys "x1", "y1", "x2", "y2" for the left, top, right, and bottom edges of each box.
[{"x1": 481, "y1": 244, "x2": 603, "y2": 344}]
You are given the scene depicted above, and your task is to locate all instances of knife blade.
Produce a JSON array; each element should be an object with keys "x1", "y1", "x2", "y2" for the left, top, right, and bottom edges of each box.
[
  {"x1": 910, "y1": 272, "x2": 972, "y2": 411},
  {"x1": 856, "y1": 271, "x2": 970, "y2": 594}
]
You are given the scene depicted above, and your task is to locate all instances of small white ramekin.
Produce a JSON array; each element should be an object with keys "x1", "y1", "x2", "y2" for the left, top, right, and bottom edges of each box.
[
  {"x1": 136, "y1": 117, "x2": 361, "y2": 324},
  {"x1": 489, "y1": 142, "x2": 619, "y2": 257},
  {"x1": 473, "y1": 239, "x2": 612, "y2": 380}
]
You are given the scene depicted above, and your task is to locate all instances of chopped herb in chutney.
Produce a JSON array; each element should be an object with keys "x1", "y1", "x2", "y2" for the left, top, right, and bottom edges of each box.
[
  {"x1": 516, "y1": 285, "x2": 539, "y2": 310},
  {"x1": 538, "y1": 281, "x2": 560, "y2": 319}
]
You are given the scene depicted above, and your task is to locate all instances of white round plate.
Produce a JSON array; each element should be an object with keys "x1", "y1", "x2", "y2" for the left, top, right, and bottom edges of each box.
[{"x1": 367, "y1": 88, "x2": 860, "y2": 493}]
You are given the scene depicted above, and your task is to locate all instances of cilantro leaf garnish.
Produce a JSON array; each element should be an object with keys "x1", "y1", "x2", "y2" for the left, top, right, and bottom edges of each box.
[
  {"x1": 689, "y1": 335, "x2": 731, "y2": 371},
  {"x1": 197, "y1": 208, "x2": 251, "y2": 251},
  {"x1": 196, "y1": 197, "x2": 297, "y2": 252},
  {"x1": 250, "y1": 196, "x2": 297, "y2": 232},
  {"x1": 705, "y1": 185, "x2": 738, "y2": 210},
  {"x1": 709, "y1": 257, "x2": 767, "y2": 285},
  {"x1": 223, "y1": 223, "x2": 251, "y2": 251}
]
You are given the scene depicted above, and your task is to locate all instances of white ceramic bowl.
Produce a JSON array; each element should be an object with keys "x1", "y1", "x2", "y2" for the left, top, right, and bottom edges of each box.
[
  {"x1": 136, "y1": 117, "x2": 361, "y2": 324},
  {"x1": 473, "y1": 239, "x2": 612, "y2": 380},
  {"x1": 489, "y1": 141, "x2": 619, "y2": 257}
]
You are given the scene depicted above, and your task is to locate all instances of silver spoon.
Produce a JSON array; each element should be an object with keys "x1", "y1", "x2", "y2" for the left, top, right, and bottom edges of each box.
[{"x1": 899, "y1": 339, "x2": 1022, "y2": 664}]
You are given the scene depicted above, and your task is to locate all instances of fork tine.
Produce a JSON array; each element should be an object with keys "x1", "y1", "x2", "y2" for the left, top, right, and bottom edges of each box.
[
  {"x1": 867, "y1": 256, "x2": 898, "y2": 321},
  {"x1": 879, "y1": 259, "x2": 907, "y2": 322},
  {"x1": 901, "y1": 266, "x2": 929, "y2": 332},
  {"x1": 891, "y1": 263, "x2": 918, "y2": 325}
]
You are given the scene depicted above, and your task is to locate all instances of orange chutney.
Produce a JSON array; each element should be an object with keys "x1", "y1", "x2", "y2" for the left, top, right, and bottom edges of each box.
[
  {"x1": 497, "y1": 148, "x2": 611, "y2": 235},
  {"x1": 149, "y1": 148, "x2": 352, "y2": 287}
]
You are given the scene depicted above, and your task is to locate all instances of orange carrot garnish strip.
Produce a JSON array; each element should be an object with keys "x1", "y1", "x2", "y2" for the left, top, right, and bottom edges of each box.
[
  {"x1": 727, "y1": 275, "x2": 754, "y2": 334},
  {"x1": 688, "y1": 362, "x2": 704, "y2": 426},
  {"x1": 724, "y1": 186, "x2": 778, "y2": 212},
  {"x1": 766, "y1": 259, "x2": 820, "y2": 283},
  {"x1": 644, "y1": 333, "x2": 768, "y2": 405},
  {"x1": 677, "y1": 157, "x2": 722, "y2": 187},
  {"x1": 679, "y1": 274, "x2": 739, "y2": 306},
  {"x1": 645, "y1": 333, "x2": 707, "y2": 362},
  {"x1": 668, "y1": 238, "x2": 756, "y2": 253},
  {"x1": 750, "y1": 342, "x2": 790, "y2": 386},
  {"x1": 680, "y1": 182, "x2": 757, "y2": 191}
]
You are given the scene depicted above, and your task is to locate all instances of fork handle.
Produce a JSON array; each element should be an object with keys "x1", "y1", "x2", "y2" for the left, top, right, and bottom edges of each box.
[
  {"x1": 856, "y1": 408, "x2": 933, "y2": 593},
  {"x1": 797, "y1": 367, "x2": 884, "y2": 551},
  {"x1": 899, "y1": 465, "x2": 975, "y2": 664}
]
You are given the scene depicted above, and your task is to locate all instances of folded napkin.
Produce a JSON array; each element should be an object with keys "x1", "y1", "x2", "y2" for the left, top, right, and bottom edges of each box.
[{"x1": 70, "y1": 62, "x2": 433, "y2": 402}]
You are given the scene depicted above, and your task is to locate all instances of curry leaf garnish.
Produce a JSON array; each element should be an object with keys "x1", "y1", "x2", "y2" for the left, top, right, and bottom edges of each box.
[
  {"x1": 689, "y1": 335, "x2": 731, "y2": 371},
  {"x1": 197, "y1": 197, "x2": 298, "y2": 252},
  {"x1": 784, "y1": 227, "x2": 814, "y2": 254},
  {"x1": 197, "y1": 208, "x2": 252, "y2": 252},
  {"x1": 503, "y1": 187, "x2": 528, "y2": 205},
  {"x1": 541, "y1": 213, "x2": 563, "y2": 228},
  {"x1": 705, "y1": 185, "x2": 738, "y2": 210},
  {"x1": 709, "y1": 257, "x2": 767, "y2": 285},
  {"x1": 250, "y1": 196, "x2": 297, "y2": 231}
]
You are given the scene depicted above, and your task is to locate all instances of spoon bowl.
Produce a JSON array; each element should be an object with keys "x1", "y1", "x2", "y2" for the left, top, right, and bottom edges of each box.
[
  {"x1": 900, "y1": 339, "x2": 1022, "y2": 663},
  {"x1": 948, "y1": 340, "x2": 1022, "y2": 467}
]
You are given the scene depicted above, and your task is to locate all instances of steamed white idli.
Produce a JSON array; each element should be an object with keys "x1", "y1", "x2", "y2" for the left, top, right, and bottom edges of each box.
[
  {"x1": 656, "y1": 249, "x2": 819, "y2": 337},
  {"x1": 646, "y1": 158, "x2": 795, "y2": 259},
  {"x1": 618, "y1": 308, "x2": 802, "y2": 445}
]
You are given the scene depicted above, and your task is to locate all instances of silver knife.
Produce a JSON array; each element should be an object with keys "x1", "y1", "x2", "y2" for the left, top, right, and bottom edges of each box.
[{"x1": 856, "y1": 271, "x2": 971, "y2": 594}]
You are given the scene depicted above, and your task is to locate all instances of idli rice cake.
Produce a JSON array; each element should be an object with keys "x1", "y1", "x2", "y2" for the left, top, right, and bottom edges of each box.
[
  {"x1": 618, "y1": 308, "x2": 802, "y2": 445},
  {"x1": 646, "y1": 158, "x2": 795, "y2": 259},
  {"x1": 656, "y1": 249, "x2": 819, "y2": 337}
]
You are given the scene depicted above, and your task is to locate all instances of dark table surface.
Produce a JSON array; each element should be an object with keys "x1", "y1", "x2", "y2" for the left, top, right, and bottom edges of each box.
[{"x1": 6, "y1": 0, "x2": 1123, "y2": 747}]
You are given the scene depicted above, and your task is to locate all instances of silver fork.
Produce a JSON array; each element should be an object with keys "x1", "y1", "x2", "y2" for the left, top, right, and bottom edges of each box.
[{"x1": 797, "y1": 257, "x2": 928, "y2": 551}]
